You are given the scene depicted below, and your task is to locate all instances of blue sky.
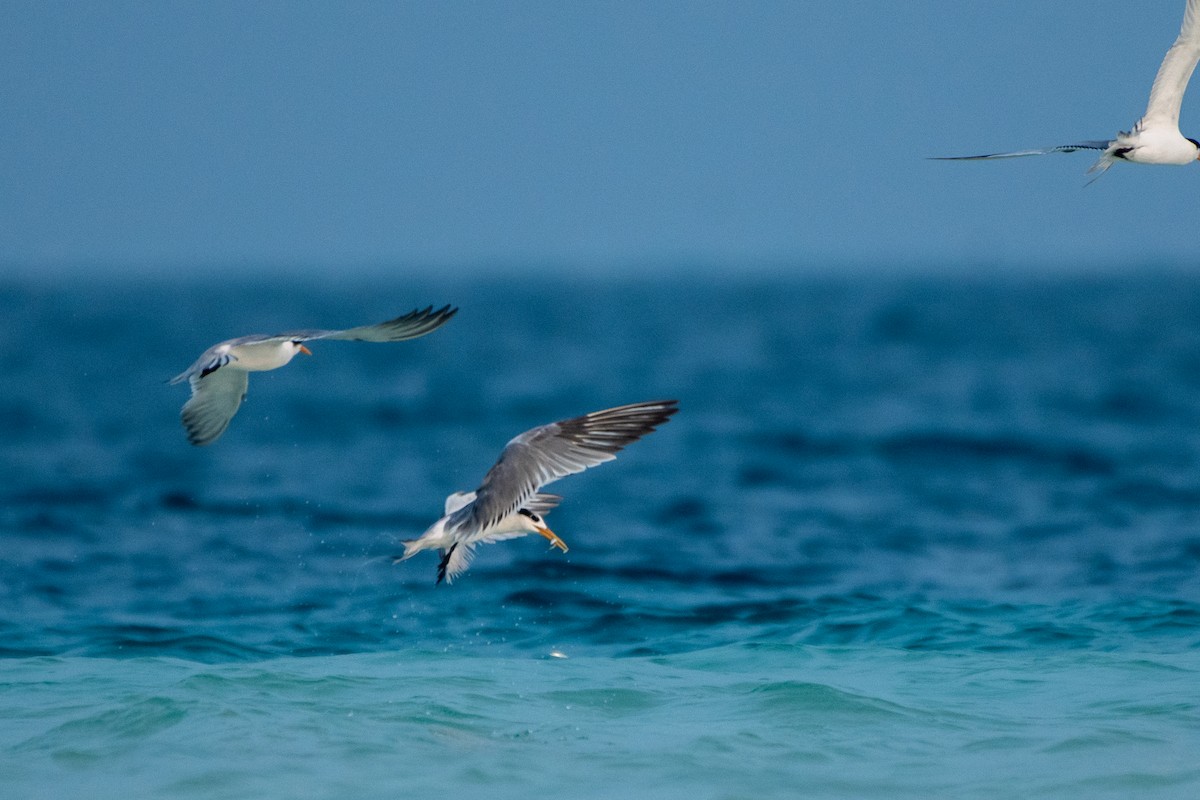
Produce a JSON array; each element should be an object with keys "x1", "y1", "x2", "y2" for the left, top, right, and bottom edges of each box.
[{"x1": 2, "y1": 1, "x2": 1197, "y2": 276}]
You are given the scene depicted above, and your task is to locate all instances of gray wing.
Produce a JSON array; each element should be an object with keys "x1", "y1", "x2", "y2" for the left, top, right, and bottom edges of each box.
[
  {"x1": 447, "y1": 400, "x2": 678, "y2": 535},
  {"x1": 180, "y1": 368, "x2": 250, "y2": 446},
  {"x1": 1141, "y1": 0, "x2": 1200, "y2": 130},
  {"x1": 525, "y1": 493, "x2": 562, "y2": 515},
  {"x1": 930, "y1": 142, "x2": 1111, "y2": 160},
  {"x1": 286, "y1": 305, "x2": 457, "y2": 343}
]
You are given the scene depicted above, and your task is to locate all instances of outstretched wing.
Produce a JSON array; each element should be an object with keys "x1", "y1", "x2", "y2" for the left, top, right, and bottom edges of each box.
[
  {"x1": 180, "y1": 368, "x2": 250, "y2": 446},
  {"x1": 1140, "y1": 0, "x2": 1200, "y2": 131},
  {"x1": 286, "y1": 305, "x2": 457, "y2": 344},
  {"x1": 447, "y1": 400, "x2": 678, "y2": 535},
  {"x1": 930, "y1": 142, "x2": 1111, "y2": 160}
]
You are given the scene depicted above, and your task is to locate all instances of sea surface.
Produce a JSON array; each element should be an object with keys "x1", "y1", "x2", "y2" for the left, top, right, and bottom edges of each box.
[{"x1": 2, "y1": 271, "x2": 1199, "y2": 799}]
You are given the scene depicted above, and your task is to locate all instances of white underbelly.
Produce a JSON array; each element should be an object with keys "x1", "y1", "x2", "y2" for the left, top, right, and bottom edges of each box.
[
  {"x1": 230, "y1": 342, "x2": 296, "y2": 371},
  {"x1": 1124, "y1": 129, "x2": 1198, "y2": 165}
]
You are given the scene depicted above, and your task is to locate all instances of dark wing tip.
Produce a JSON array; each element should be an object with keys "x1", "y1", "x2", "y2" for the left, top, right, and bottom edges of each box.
[
  {"x1": 180, "y1": 408, "x2": 227, "y2": 446},
  {"x1": 181, "y1": 420, "x2": 221, "y2": 447},
  {"x1": 435, "y1": 543, "x2": 457, "y2": 585},
  {"x1": 586, "y1": 399, "x2": 679, "y2": 425},
  {"x1": 379, "y1": 304, "x2": 459, "y2": 339},
  {"x1": 558, "y1": 399, "x2": 679, "y2": 452}
]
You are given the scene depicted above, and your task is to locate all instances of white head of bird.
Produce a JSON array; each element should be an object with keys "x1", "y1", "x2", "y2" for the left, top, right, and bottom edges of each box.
[
  {"x1": 513, "y1": 508, "x2": 564, "y2": 549},
  {"x1": 283, "y1": 339, "x2": 313, "y2": 363}
]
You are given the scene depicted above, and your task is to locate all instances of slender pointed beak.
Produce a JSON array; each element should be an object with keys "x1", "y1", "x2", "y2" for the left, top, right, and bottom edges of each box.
[
  {"x1": 298, "y1": 344, "x2": 312, "y2": 355},
  {"x1": 536, "y1": 525, "x2": 568, "y2": 553}
]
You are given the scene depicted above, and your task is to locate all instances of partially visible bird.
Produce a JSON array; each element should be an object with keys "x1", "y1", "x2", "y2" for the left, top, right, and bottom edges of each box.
[
  {"x1": 934, "y1": 0, "x2": 1200, "y2": 178},
  {"x1": 395, "y1": 400, "x2": 679, "y2": 584},
  {"x1": 170, "y1": 305, "x2": 456, "y2": 446}
]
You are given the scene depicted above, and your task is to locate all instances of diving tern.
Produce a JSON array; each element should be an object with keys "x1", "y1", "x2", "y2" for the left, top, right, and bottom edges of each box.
[
  {"x1": 170, "y1": 305, "x2": 456, "y2": 446},
  {"x1": 936, "y1": 0, "x2": 1200, "y2": 177},
  {"x1": 395, "y1": 400, "x2": 678, "y2": 584}
]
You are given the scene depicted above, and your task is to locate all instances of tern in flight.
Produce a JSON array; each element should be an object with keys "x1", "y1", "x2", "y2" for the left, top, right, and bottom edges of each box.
[
  {"x1": 395, "y1": 400, "x2": 678, "y2": 584},
  {"x1": 170, "y1": 305, "x2": 456, "y2": 446},
  {"x1": 936, "y1": 0, "x2": 1200, "y2": 177}
]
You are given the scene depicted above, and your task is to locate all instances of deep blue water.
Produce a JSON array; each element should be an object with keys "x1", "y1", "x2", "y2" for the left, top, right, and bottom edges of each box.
[{"x1": 2, "y1": 272, "x2": 1199, "y2": 798}]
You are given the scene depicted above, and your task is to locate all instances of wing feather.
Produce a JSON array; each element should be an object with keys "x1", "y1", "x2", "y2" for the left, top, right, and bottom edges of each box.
[
  {"x1": 525, "y1": 493, "x2": 562, "y2": 515},
  {"x1": 180, "y1": 369, "x2": 250, "y2": 446},
  {"x1": 1141, "y1": 0, "x2": 1200, "y2": 131},
  {"x1": 439, "y1": 543, "x2": 476, "y2": 584},
  {"x1": 930, "y1": 142, "x2": 1110, "y2": 160},
  {"x1": 444, "y1": 491, "x2": 476, "y2": 515},
  {"x1": 290, "y1": 306, "x2": 457, "y2": 343},
  {"x1": 447, "y1": 400, "x2": 678, "y2": 535}
]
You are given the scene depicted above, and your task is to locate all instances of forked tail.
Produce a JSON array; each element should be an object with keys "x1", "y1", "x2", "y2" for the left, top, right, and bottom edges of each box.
[
  {"x1": 391, "y1": 539, "x2": 423, "y2": 563},
  {"x1": 1085, "y1": 151, "x2": 1117, "y2": 184}
]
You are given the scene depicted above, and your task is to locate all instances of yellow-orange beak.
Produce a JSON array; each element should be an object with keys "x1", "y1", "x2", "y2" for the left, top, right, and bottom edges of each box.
[
  {"x1": 536, "y1": 526, "x2": 568, "y2": 553},
  {"x1": 298, "y1": 344, "x2": 312, "y2": 355}
]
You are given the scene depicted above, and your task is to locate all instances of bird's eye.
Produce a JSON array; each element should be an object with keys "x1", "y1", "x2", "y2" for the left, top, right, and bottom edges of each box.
[{"x1": 531, "y1": 514, "x2": 541, "y2": 523}]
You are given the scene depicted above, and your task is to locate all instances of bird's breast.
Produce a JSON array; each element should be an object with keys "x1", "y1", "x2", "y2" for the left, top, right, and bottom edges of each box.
[
  {"x1": 228, "y1": 341, "x2": 298, "y2": 372},
  {"x1": 1122, "y1": 129, "x2": 1199, "y2": 165}
]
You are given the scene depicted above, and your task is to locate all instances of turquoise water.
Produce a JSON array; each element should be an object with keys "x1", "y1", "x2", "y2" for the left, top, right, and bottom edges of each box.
[
  {"x1": 5, "y1": 645, "x2": 1199, "y2": 799},
  {"x1": 2, "y1": 274, "x2": 1199, "y2": 798}
]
